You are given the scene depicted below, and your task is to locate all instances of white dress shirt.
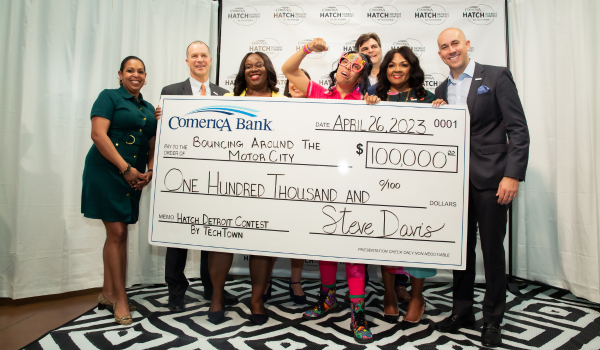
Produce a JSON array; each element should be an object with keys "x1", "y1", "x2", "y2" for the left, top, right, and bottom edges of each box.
[
  {"x1": 447, "y1": 59, "x2": 475, "y2": 105},
  {"x1": 189, "y1": 76, "x2": 211, "y2": 96}
]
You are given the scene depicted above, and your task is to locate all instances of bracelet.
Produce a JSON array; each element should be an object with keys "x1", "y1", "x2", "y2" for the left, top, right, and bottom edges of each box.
[
  {"x1": 119, "y1": 163, "x2": 131, "y2": 175},
  {"x1": 302, "y1": 44, "x2": 312, "y2": 54},
  {"x1": 147, "y1": 169, "x2": 153, "y2": 172}
]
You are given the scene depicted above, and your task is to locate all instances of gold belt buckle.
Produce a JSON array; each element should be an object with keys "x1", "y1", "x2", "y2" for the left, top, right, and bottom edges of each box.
[{"x1": 126, "y1": 135, "x2": 135, "y2": 144}]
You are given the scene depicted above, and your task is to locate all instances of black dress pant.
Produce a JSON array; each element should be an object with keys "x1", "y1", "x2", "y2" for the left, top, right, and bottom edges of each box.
[
  {"x1": 453, "y1": 182, "x2": 508, "y2": 324},
  {"x1": 165, "y1": 247, "x2": 212, "y2": 296}
]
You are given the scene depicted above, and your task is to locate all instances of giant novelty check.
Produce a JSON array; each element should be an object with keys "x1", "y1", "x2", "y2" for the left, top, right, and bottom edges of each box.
[{"x1": 149, "y1": 96, "x2": 470, "y2": 269}]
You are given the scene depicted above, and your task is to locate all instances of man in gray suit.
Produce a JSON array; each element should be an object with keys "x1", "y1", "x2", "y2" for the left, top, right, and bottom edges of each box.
[
  {"x1": 432, "y1": 28, "x2": 529, "y2": 348},
  {"x1": 158, "y1": 41, "x2": 236, "y2": 312}
]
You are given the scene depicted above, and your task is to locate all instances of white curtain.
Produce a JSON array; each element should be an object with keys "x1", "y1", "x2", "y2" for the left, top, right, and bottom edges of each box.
[
  {"x1": 509, "y1": 0, "x2": 600, "y2": 302},
  {"x1": 0, "y1": 0, "x2": 219, "y2": 299}
]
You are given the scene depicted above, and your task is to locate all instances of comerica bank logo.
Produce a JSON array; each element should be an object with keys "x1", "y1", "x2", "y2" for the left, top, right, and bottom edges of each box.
[
  {"x1": 274, "y1": 6, "x2": 306, "y2": 25},
  {"x1": 415, "y1": 5, "x2": 449, "y2": 25},
  {"x1": 367, "y1": 5, "x2": 401, "y2": 25},
  {"x1": 391, "y1": 38, "x2": 425, "y2": 57},
  {"x1": 321, "y1": 5, "x2": 354, "y2": 25},
  {"x1": 228, "y1": 6, "x2": 260, "y2": 26},
  {"x1": 463, "y1": 5, "x2": 497, "y2": 25},
  {"x1": 296, "y1": 39, "x2": 326, "y2": 59},
  {"x1": 249, "y1": 39, "x2": 283, "y2": 58},
  {"x1": 168, "y1": 106, "x2": 273, "y2": 132},
  {"x1": 424, "y1": 73, "x2": 447, "y2": 93}
]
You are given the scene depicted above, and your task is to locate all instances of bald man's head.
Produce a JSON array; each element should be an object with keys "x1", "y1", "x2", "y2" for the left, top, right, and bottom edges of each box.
[{"x1": 437, "y1": 28, "x2": 471, "y2": 78}]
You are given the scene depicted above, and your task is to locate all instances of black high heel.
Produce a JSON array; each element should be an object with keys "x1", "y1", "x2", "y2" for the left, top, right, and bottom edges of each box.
[
  {"x1": 262, "y1": 280, "x2": 272, "y2": 303},
  {"x1": 384, "y1": 312, "x2": 400, "y2": 323},
  {"x1": 250, "y1": 310, "x2": 269, "y2": 325},
  {"x1": 208, "y1": 298, "x2": 226, "y2": 324},
  {"x1": 288, "y1": 281, "x2": 307, "y2": 304}
]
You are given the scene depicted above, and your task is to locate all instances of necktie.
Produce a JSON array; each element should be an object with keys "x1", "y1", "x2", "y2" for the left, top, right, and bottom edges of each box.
[{"x1": 200, "y1": 84, "x2": 206, "y2": 96}]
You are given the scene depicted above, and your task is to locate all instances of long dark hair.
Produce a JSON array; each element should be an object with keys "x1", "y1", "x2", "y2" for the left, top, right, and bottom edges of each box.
[
  {"x1": 119, "y1": 56, "x2": 146, "y2": 86},
  {"x1": 375, "y1": 47, "x2": 427, "y2": 100},
  {"x1": 328, "y1": 51, "x2": 372, "y2": 95},
  {"x1": 284, "y1": 69, "x2": 311, "y2": 97},
  {"x1": 233, "y1": 52, "x2": 279, "y2": 96}
]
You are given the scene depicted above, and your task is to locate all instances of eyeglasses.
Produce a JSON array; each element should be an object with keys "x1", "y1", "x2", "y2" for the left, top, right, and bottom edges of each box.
[{"x1": 338, "y1": 52, "x2": 366, "y2": 73}]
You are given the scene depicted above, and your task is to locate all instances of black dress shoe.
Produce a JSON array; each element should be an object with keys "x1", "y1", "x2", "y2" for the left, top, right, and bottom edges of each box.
[
  {"x1": 481, "y1": 323, "x2": 502, "y2": 348},
  {"x1": 249, "y1": 310, "x2": 269, "y2": 325},
  {"x1": 208, "y1": 310, "x2": 225, "y2": 324},
  {"x1": 435, "y1": 314, "x2": 476, "y2": 333},
  {"x1": 167, "y1": 295, "x2": 185, "y2": 312}
]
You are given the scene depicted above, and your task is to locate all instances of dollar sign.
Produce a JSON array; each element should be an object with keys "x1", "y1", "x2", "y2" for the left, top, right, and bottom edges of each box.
[{"x1": 356, "y1": 143, "x2": 363, "y2": 155}]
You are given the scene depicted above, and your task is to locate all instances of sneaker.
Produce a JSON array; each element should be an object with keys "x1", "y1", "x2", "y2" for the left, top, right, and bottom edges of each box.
[{"x1": 302, "y1": 287, "x2": 337, "y2": 319}]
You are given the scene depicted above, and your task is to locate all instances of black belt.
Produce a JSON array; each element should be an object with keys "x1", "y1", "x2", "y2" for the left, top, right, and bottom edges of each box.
[{"x1": 107, "y1": 129, "x2": 148, "y2": 148}]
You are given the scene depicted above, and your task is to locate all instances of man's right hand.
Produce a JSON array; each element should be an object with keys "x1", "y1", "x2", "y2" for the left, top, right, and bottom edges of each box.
[
  {"x1": 154, "y1": 106, "x2": 162, "y2": 120},
  {"x1": 432, "y1": 99, "x2": 447, "y2": 108}
]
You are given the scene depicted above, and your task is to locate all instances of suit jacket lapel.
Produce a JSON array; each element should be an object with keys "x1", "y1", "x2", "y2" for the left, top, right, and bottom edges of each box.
[
  {"x1": 467, "y1": 62, "x2": 484, "y2": 113},
  {"x1": 182, "y1": 79, "x2": 193, "y2": 96},
  {"x1": 209, "y1": 83, "x2": 219, "y2": 96}
]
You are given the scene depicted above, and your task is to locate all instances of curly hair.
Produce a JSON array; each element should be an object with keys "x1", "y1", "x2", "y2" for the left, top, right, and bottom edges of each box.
[
  {"x1": 327, "y1": 51, "x2": 373, "y2": 95},
  {"x1": 283, "y1": 69, "x2": 311, "y2": 97},
  {"x1": 375, "y1": 47, "x2": 427, "y2": 100},
  {"x1": 233, "y1": 52, "x2": 279, "y2": 96}
]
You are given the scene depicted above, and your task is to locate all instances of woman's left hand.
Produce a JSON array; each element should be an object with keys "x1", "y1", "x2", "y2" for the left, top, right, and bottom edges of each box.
[{"x1": 133, "y1": 171, "x2": 153, "y2": 190}]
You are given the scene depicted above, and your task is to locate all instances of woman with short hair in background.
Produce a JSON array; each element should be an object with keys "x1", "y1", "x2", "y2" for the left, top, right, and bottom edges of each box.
[
  {"x1": 262, "y1": 69, "x2": 312, "y2": 305},
  {"x1": 82, "y1": 56, "x2": 157, "y2": 325}
]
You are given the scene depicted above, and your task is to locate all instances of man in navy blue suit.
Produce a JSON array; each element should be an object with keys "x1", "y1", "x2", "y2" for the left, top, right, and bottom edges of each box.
[{"x1": 432, "y1": 28, "x2": 530, "y2": 348}]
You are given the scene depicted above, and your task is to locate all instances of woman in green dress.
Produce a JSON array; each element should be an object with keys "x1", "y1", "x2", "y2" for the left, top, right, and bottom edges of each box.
[
  {"x1": 81, "y1": 56, "x2": 157, "y2": 325},
  {"x1": 365, "y1": 46, "x2": 443, "y2": 324}
]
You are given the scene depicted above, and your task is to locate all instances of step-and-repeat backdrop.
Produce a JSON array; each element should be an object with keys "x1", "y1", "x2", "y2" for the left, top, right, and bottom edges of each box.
[{"x1": 217, "y1": 0, "x2": 507, "y2": 282}]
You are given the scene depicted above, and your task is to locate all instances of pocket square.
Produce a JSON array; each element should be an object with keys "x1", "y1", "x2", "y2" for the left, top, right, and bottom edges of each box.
[{"x1": 477, "y1": 85, "x2": 490, "y2": 95}]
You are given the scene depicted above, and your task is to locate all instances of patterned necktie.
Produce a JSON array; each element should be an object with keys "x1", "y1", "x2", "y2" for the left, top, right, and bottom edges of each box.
[{"x1": 200, "y1": 84, "x2": 206, "y2": 96}]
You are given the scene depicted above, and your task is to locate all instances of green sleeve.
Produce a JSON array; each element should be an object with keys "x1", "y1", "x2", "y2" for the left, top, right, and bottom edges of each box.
[{"x1": 90, "y1": 89, "x2": 115, "y2": 121}]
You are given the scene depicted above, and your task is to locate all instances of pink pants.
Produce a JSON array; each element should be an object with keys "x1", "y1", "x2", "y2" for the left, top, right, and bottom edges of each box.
[{"x1": 319, "y1": 261, "x2": 365, "y2": 296}]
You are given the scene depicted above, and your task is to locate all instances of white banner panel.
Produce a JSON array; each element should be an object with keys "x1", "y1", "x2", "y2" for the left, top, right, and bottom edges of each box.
[
  {"x1": 149, "y1": 97, "x2": 470, "y2": 269},
  {"x1": 217, "y1": 0, "x2": 506, "y2": 281},
  {"x1": 219, "y1": 0, "x2": 506, "y2": 94}
]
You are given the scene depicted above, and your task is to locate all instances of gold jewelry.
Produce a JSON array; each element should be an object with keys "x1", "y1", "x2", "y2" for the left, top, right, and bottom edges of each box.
[
  {"x1": 405, "y1": 89, "x2": 411, "y2": 102},
  {"x1": 120, "y1": 163, "x2": 131, "y2": 175}
]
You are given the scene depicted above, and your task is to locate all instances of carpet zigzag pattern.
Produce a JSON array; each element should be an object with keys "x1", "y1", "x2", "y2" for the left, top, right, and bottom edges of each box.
[{"x1": 25, "y1": 279, "x2": 600, "y2": 349}]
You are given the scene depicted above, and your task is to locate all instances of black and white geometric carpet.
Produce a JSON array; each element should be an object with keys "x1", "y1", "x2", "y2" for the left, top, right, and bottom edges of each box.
[{"x1": 25, "y1": 278, "x2": 600, "y2": 349}]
